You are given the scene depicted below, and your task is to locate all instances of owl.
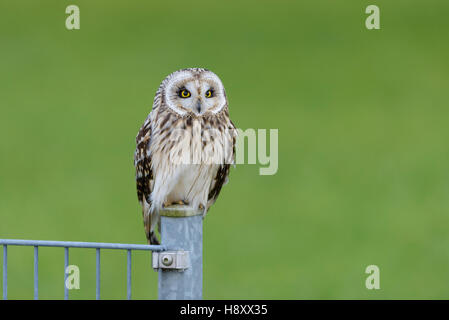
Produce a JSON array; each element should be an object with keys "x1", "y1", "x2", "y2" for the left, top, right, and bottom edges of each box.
[{"x1": 134, "y1": 68, "x2": 237, "y2": 244}]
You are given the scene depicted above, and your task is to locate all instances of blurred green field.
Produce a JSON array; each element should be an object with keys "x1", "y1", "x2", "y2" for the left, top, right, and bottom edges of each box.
[{"x1": 1, "y1": 0, "x2": 449, "y2": 299}]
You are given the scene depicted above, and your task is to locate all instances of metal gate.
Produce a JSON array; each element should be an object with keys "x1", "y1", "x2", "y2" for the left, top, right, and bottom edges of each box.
[{"x1": 1, "y1": 206, "x2": 203, "y2": 300}]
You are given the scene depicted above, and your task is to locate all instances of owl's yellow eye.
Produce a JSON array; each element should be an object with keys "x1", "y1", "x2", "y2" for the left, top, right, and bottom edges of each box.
[
  {"x1": 179, "y1": 89, "x2": 191, "y2": 98},
  {"x1": 205, "y1": 89, "x2": 214, "y2": 98}
]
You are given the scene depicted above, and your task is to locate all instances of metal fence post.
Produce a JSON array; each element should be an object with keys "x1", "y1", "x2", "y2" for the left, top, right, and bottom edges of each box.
[
  {"x1": 64, "y1": 247, "x2": 69, "y2": 300},
  {"x1": 3, "y1": 245, "x2": 7, "y2": 300},
  {"x1": 96, "y1": 248, "x2": 101, "y2": 300},
  {"x1": 34, "y1": 246, "x2": 38, "y2": 300},
  {"x1": 157, "y1": 206, "x2": 203, "y2": 300},
  {"x1": 126, "y1": 249, "x2": 132, "y2": 300}
]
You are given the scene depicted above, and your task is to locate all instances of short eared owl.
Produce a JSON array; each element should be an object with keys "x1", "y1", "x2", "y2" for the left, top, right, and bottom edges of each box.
[{"x1": 134, "y1": 68, "x2": 237, "y2": 244}]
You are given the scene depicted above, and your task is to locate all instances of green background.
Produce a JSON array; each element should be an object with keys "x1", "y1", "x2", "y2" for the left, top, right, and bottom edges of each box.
[{"x1": 1, "y1": 0, "x2": 448, "y2": 299}]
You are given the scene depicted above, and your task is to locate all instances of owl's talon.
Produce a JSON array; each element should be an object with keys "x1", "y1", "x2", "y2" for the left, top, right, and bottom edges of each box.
[{"x1": 163, "y1": 200, "x2": 189, "y2": 208}]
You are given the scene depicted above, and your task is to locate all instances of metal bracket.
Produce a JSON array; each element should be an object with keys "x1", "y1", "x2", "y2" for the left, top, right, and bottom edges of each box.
[{"x1": 152, "y1": 251, "x2": 190, "y2": 270}]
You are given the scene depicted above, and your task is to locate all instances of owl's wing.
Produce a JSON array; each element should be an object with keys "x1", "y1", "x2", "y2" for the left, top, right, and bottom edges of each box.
[
  {"x1": 135, "y1": 118, "x2": 153, "y2": 204},
  {"x1": 207, "y1": 164, "x2": 231, "y2": 206},
  {"x1": 134, "y1": 116, "x2": 156, "y2": 243},
  {"x1": 134, "y1": 84, "x2": 164, "y2": 208},
  {"x1": 207, "y1": 121, "x2": 237, "y2": 207}
]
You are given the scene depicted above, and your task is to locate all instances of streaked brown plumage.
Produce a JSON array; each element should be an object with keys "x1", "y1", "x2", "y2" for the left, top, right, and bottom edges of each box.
[{"x1": 134, "y1": 68, "x2": 237, "y2": 244}]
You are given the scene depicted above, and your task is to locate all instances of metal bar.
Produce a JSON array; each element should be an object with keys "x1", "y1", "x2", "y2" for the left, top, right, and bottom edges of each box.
[
  {"x1": 96, "y1": 248, "x2": 100, "y2": 300},
  {"x1": 64, "y1": 247, "x2": 69, "y2": 300},
  {"x1": 0, "y1": 239, "x2": 165, "y2": 251},
  {"x1": 158, "y1": 207, "x2": 203, "y2": 300},
  {"x1": 2, "y1": 245, "x2": 7, "y2": 300},
  {"x1": 127, "y1": 249, "x2": 131, "y2": 300},
  {"x1": 34, "y1": 246, "x2": 38, "y2": 300}
]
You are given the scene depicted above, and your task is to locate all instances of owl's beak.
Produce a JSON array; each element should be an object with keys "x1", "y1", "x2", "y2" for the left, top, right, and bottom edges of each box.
[{"x1": 196, "y1": 100, "x2": 202, "y2": 114}]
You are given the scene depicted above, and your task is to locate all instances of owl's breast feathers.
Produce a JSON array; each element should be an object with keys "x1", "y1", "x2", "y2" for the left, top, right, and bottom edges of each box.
[
  {"x1": 134, "y1": 117, "x2": 153, "y2": 206},
  {"x1": 135, "y1": 107, "x2": 237, "y2": 213}
]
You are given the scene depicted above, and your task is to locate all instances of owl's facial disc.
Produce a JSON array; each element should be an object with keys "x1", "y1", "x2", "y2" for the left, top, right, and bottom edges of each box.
[
  {"x1": 175, "y1": 81, "x2": 217, "y2": 116},
  {"x1": 164, "y1": 70, "x2": 226, "y2": 116}
]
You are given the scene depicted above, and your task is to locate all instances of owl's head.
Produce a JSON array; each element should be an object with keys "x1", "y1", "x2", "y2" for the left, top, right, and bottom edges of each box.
[{"x1": 158, "y1": 68, "x2": 227, "y2": 117}]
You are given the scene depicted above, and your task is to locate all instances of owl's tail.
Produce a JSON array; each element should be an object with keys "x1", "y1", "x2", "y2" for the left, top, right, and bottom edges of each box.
[
  {"x1": 147, "y1": 232, "x2": 159, "y2": 245},
  {"x1": 142, "y1": 198, "x2": 160, "y2": 245},
  {"x1": 144, "y1": 216, "x2": 160, "y2": 245}
]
